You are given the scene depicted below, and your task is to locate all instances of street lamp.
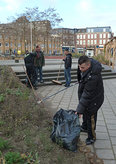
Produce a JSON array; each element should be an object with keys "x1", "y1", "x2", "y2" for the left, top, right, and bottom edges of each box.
[
  {"x1": 30, "y1": 21, "x2": 32, "y2": 52},
  {"x1": 27, "y1": 16, "x2": 32, "y2": 52}
]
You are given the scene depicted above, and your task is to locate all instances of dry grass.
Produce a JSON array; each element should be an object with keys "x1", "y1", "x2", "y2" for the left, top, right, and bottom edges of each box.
[{"x1": 0, "y1": 65, "x2": 90, "y2": 164}]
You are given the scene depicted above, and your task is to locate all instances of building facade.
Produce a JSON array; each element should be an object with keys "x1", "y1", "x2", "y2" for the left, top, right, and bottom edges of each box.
[
  {"x1": 76, "y1": 26, "x2": 113, "y2": 54},
  {"x1": 0, "y1": 20, "x2": 114, "y2": 56}
]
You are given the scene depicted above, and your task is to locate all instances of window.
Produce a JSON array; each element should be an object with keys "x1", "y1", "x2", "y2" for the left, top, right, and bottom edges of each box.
[
  {"x1": 80, "y1": 35, "x2": 82, "y2": 39},
  {"x1": 80, "y1": 40, "x2": 82, "y2": 45},
  {"x1": 99, "y1": 40, "x2": 102, "y2": 44},
  {"x1": 100, "y1": 34, "x2": 102, "y2": 38},
  {"x1": 77, "y1": 40, "x2": 79, "y2": 44},
  {"x1": 83, "y1": 35, "x2": 85, "y2": 39},
  {"x1": 94, "y1": 40, "x2": 97, "y2": 44},
  {"x1": 5, "y1": 50, "x2": 9, "y2": 53},
  {"x1": 103, "y1": 28, "x2": 106, "y2": 32},
  {"x1": 103, "y1": 40, "x2": 106, "y2": 44},
  {"x1": 103, "y1": 34, "x2": 106, "y2": 38},
  {"x1": 5, "y1": 43, "x2": 9, "y2": 47},
  {"x1": 0, "y1": 43, "x2": 2, "y2": 46},
  {"x1": 77, "y1": 35, "x2": 79, "y2": 39},
  {"x1": 91, "y1": 29, "x2": 93, "y2": 32},
  {"x1": 0, "y1": 50, "x2": 2, "y2": 53},
  {"x1": 18, "y1": 43, "x2": 21, "y2": 47},
  {"x1": 108, "y1": 33, "x2": 111, "y2": 38},
  {"x1": 91, "y1": 40, "x2": 93, "y2": 45},
  {"x1": 94, "y1": 34, "x2": 97, "y2": 38},
  {"x1": 87, "y1": 29, "x2": 90, "y2": 33},
  {"x1": 87, "y1": 40, "x2": 90, "y2": 45},
  {"x1": 91, "y1": 34, "x2": 93, "y2": 39},
  {"x1": 0, "y1": 35, "x2": 2, "y2": 39},
  {"x1": 83, "y1": 40, "x2": 85, "y2": 45},
  {"x1": 49, "y1": 44, "x2": 51, "y2": 48},
  {"x1": 88, "y1": 34, "x2": 90, "y2": 39}
]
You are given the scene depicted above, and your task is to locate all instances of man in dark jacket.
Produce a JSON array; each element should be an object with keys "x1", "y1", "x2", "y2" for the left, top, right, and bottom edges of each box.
[
  {"x1": 33, "y1": 45, "x2": 45, "y2": 84},
  {"x1": 24, "y1": 51, "x2": 36, "y2": 88},
  {"x1": 63, "y1": 48, "x2": 72, "y2": 87},
  {"x1": 76, "y1": 55, "x2": 104, "y2": 145}
]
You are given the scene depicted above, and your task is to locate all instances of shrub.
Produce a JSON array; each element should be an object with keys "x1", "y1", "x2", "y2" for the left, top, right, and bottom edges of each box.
[
  {"x1": 0, "y1": 138, "x2": 10, "y2": 151},
  {"x1": 93, "y1": 54, "x2": 109, "y2": 65},
  {"x1": 5, "y1": 152, "x2": 25, "y2": 164}
]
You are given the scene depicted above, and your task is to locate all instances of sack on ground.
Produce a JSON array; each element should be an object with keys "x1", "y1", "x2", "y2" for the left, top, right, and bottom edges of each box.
[{"x1": 50, "y1": 108, "x2": 80, "y2": 152}]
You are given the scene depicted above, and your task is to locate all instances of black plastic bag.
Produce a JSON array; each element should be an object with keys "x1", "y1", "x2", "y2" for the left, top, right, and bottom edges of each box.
[{"x1": 50, "y1": 108, "x2": 80, "y2": 152}]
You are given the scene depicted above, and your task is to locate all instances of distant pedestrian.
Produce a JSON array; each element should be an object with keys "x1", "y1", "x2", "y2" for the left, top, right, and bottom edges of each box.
[
  {"x1": 63, "y1": 48, "x2": 72, "y2": 87},
  {"x1": 33, "y1": 45, "x2": 45, "y2": 84},
  {"x1": 76, "y1": 55, "x2": 104, "y2": 145}
]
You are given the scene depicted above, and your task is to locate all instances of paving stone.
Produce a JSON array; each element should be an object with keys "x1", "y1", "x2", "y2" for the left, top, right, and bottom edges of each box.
[
  {"x1": 96, "y1": 125, "x2": 107, "y2": 133},
  {"x1": 111, "y1": 137, "x2": 116, "y2": 145},
  {"x1": 105, "y1": 119, "x2": 116, "y2": 124},
  {"x1": 107, "y1": 125, "x2": 116, "y2": 130},
  {"x1": 96, "y1": 132, "x2": 109, "y2": 140},
  {"x1": 108, "y1": 130, "x2": 116, "y2": 137},
  {"x1": 113, "y1": 146, "x2": 116, "y2": 155},
  {"x1": 94, "y1": 140, "x2": 111, "y2": 149},
  {"x1": 96, "y1": 149, "x2": 115, "y2": 159},
  {"x1": 97, "y1": 120, "x2": 106, "y2": 126}
]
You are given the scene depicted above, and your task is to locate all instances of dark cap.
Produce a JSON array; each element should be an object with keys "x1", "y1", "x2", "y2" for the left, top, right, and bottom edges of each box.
[{"x1": 64, "y1": 47, "x2": 69, "y2": 51}]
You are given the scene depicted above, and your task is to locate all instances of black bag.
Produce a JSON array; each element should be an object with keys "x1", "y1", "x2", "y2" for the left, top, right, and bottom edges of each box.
[{"x1": 50, "y1": 108, "x2": 80, "y2": 152}]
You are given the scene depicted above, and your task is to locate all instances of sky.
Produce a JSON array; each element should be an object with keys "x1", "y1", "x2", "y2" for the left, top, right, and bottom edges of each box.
[{"x1": 0, "y1": 0, "x2": 116, "y2": 35}]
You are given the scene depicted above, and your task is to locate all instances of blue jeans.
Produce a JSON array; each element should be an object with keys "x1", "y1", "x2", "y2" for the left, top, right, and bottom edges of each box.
[
  {"x1": 64, "y1": 67, "x2": 71, "y2": 86},
  {"x1": 35, "y1": 66, "x2": 43, "y2": 82}
]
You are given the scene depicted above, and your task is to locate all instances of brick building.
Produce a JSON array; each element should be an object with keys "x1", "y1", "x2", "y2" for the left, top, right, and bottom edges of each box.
[{"x1": 76, "y1": 26, "x2": 113, "y2": 54}]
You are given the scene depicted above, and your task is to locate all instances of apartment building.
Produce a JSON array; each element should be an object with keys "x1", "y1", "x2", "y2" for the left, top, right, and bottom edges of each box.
[
  {"x1": 76, "y1": 26, "x2": 113, "y2": 53},
  {"x1": 0, "y1": 16, "x2": 52, "y2": 55}
]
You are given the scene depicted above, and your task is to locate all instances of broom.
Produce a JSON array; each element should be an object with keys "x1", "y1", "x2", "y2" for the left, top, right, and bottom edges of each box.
[{"x1": 52, "y1": 62, "x2": 62, "y2": 85}]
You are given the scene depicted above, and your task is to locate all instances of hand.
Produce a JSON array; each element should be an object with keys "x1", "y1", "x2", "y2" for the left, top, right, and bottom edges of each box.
[{"x1": 75, "y1": 112, "x2": 82, "y2": 118}]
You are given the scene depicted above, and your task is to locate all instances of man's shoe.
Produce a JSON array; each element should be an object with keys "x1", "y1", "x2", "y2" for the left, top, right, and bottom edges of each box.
[
  {"x1": 85, "y1": 138, "x2": 95, "y2": 145},
  {"x1": 64, "y1": 84, "x2": 67, "y2": 87},
  {"x1": 80, "y1": 126, "x2": 88, "y2": 133}
]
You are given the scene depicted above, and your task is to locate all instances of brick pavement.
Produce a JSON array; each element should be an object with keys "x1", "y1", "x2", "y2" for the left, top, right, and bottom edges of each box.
[{"x1": 36, "y1": 79, "x2": 116, "y2": 164}]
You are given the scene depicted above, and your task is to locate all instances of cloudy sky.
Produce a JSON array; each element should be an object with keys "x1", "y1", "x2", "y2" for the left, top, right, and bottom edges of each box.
[{"x1": 0, "y1": 0, "x2": 116, "y2": 34}]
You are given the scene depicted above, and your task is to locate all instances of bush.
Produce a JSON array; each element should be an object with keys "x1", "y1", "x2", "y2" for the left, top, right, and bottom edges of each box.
[
  {"x1": 72, "y1": 53, "x2": 83, "y2": 58},
  {"x1": 0, "y1": 138, "x2": 10, "y2": 151},
  {"x1": 5, "y1": 152, "x2": 25, "y2": 164},
  {"x1": 93, "y1": 54, "x2": 109, "y2": 65}
]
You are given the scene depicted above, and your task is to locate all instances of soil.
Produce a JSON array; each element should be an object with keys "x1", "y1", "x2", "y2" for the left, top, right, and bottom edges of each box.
[{"x1": 0, "y1": 65, "x2": 90, "y2": 164}]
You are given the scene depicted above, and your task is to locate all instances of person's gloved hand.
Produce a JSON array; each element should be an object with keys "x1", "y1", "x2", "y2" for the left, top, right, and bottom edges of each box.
[{"x1": 75, "y1": 112, "x2": 82, "y2": 118}]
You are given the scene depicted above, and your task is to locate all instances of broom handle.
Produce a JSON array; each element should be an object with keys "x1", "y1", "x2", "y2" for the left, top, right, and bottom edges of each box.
[
  {"x1": 57, "y1": 62, "x2": 63, "y2": 81},
  {"x1": 23, "y1": 65, "x2": 38, "y2": 99}
]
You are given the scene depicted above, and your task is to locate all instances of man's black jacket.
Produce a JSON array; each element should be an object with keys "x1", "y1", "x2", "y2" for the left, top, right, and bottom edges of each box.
[
  {"x1": 76, "y1": 58, "x2": 104, "y2": 114},
  {"x1": 24, "y1": 53, "x2": 35, "y2": 68},
  {"x1": 63, "y1": 53, "x2": 72, "y2": 69}
]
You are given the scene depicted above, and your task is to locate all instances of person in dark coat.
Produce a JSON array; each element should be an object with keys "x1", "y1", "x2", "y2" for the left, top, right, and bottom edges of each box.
[
  {"x1": 24, "y1": 51, "x2": 36, "y2": 88},
  {"x1": 63, "y1": 48, "x2": 72, "y2": 87},
  {"x1": 76, "y1": 55, "x2": 104, "y2": 145},
  {"x1": 33, "y1": 45, "x2": 45, "y2": 84}
]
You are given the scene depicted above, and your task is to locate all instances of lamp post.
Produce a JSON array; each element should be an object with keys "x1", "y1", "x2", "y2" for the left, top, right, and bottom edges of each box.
[
  {"x1": 28, "y1": 16, "x2": 32, "y2": 52},
  {"x1": 30, "y1": 20, "x2": 32, "y2": 52}
]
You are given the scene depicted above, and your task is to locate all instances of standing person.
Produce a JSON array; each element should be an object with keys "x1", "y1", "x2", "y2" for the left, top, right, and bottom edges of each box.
[
  {"x1": 34, "y1": 45, "x2": 45, "y2": 84},
  {"x1": 76, "y1": 55, "x2": 104, "y2": 145},
  {"x1": 24, "y1": 51, "x2": 36, "y2": 88},
  {"x1": 63, "y1": 48, "x2": 72, "y2": 87}
]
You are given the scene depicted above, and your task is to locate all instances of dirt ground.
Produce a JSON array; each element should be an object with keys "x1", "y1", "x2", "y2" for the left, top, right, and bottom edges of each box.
[{"x1": 0, "y1": 65, "x2": 90, "y2": 164}]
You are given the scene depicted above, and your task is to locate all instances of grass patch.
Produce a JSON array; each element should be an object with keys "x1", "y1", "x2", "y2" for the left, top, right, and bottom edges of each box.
[
  {"x1": 0, "y1": 138, "x2": 10, "y2": 151},
  {"x1": 0, "y1": 65, "x2": 90, "y2": 164}
]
